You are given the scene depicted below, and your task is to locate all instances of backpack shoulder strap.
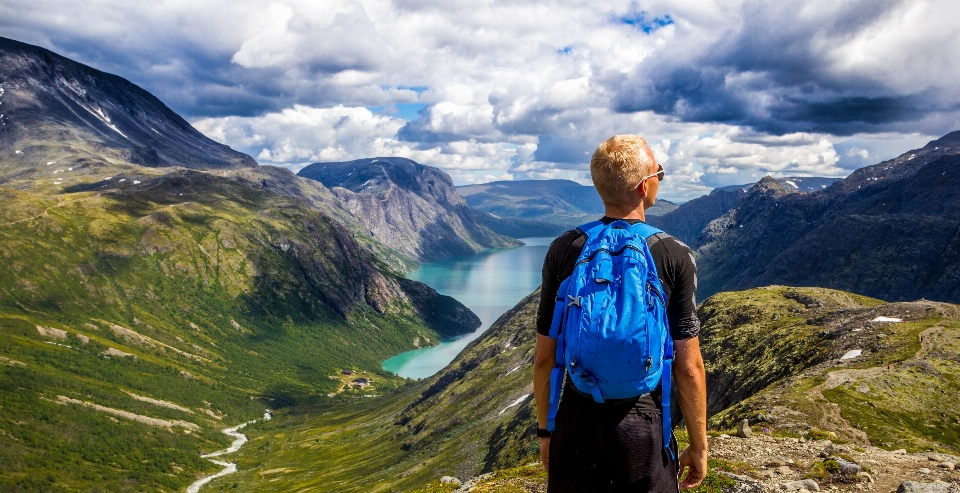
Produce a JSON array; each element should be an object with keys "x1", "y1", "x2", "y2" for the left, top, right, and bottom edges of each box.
[
  {"x1": 628, "y1": 221, "x2": 663, "y2": 240},
  {"x1": 576, "y1": 220, "x2": 606, "y2": 240}
]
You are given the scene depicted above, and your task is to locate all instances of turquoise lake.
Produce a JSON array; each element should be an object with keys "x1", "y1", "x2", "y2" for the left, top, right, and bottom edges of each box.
[{"x1": 381, "y1": 237, "x2": 554, "y2": 379}]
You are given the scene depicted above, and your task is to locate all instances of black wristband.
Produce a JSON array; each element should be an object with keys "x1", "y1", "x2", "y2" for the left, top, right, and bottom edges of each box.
[{"x1": 536, "y1": 428, "x2": 552, "y2": 438}]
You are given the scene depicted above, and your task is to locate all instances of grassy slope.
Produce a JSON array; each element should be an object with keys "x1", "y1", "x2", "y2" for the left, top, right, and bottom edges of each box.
[
  {"x1": 0, "y1": 171, "x2": 473, "y2": 492},
  {"x1": 701, "y1": 287, "x2": 960, "y2": 453},
  {"x1": 213, "y1": 286, "x2": 960, "y2": 493},
  {"x1": 199, "y1": 291, "x2": 542, "y2": 493}
]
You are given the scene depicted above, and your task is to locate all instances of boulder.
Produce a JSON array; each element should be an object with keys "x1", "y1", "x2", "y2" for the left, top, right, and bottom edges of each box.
[
  {"x1": 834, "y1": 457, "x2": 862, "y2": 475},
  {"x1": 440, "y1": 476, "x2": 462, "y2": 486},
  {"x1": 819, "y1": 443, "x2": 851, "y2": 458},
  {"x1": 782, "y1": 479, "x2": 820, "y2": 491},
  {"x1": 897, "y1": 480, "x2": 960, "y2": 493},
  {"x1": 737, "y1": 419, "x2": 754, "y2": 438}
]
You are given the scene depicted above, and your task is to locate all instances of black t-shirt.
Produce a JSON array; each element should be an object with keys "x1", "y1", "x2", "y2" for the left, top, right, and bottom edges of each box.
[
  {"x1": 538, "y1": 217, "x2": 700, "y2": 412},
  {"x1": 535, "y1": 217, "x2": 701, "y2": 340}
]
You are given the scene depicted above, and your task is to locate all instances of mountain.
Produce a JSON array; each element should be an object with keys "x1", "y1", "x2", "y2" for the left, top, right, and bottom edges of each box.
[
  {"x1": 0, "y1": 39, "x2": 480, "y2": 492},
  {"x1": 696, "y1": 131, "x2": 960, "y2": 303},
  {"x1": 717, "y1": 176, "x2": 842, "y2": 194},
  {"x1": 648, "y1": 187, "x2": 746, "y2": 247},
  {"x1": 470, "y1": 208, "x2": 569, "y2": 238},
  {"x1": 457, "y1": 179, "x2": 678, "y2": 230},
  {"x1": 649, "y1": 177, "x2": 841, "y2": 247},
  {"x1": 298, "y1": 157, "x2": 520, "y2": 263},
  {"x1": 0, "y1": 36, "x2": 257, "y2": 185}
]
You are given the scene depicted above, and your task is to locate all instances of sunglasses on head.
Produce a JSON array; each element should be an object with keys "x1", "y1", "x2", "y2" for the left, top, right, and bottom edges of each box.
[{"x1": 634, "y1": 164, "x2": 664, "y2": 189}]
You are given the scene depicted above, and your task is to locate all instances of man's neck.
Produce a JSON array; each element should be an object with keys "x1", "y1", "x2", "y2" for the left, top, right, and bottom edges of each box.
[{"x1": 603, "y1": 203, "x2": 646, "y2": 221}]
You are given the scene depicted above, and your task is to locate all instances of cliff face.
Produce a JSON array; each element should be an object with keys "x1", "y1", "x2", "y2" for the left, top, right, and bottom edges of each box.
[
  {"x1": 298, "y1": 157, "x2": 520, "y2": 263},
  {"x1": 696, "y1": 131, "x2": 960, "y2": 303}
]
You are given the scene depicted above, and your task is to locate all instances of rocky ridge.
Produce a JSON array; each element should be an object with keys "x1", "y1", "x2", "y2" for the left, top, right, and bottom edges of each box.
[
  {"x1": 298, "y1": 157, "x2": 520, "y2": 263},
  {"x1": 695, "y1": 131, "x2": 960, "y2": 303}
]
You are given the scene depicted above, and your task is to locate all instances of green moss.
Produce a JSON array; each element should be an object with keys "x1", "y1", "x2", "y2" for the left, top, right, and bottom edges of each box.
[{"x1": 805, "y1": 458, "x2": 840, "y2": 480}]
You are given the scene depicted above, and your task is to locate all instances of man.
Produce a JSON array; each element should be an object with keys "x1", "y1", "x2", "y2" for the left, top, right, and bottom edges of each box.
[{"x1": 533, "y1": 135, "x2": 708, "y2": 492}]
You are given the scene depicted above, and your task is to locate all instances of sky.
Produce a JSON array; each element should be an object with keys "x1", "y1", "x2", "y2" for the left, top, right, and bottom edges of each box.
[{"x1": 3, "y1": 0, "x2": 959, "y2": 202}]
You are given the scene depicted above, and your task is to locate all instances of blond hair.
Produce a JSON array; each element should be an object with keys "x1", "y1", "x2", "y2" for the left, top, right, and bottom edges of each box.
[{"x1": 590, "y1": 135, "x2": 656, "y2": 206}]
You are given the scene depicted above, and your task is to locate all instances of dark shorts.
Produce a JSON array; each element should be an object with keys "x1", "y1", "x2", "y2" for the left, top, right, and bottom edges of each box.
[{"x1": 548, "y1": 389, "x2": 679, "y2": 493}]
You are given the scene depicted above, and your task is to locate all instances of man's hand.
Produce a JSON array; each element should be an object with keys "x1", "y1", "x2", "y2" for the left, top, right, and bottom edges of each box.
[
  {"x1": 534, "y1": 334, "x2": 557, "y2": 473},
  {"x1": 677, "y1": 445, "x2": 707, "y2": 490},
  {"x1": 540, "y1": 437, "x2": 550, "y2": 471},
  {"x1": 674, "y1": 336, "x2": 708, "y2": 490}
]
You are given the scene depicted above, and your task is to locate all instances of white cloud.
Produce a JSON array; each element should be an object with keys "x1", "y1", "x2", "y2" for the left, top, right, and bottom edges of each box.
[{"x1": 5, "y1": 0, "x2": 958, "y2": 202}]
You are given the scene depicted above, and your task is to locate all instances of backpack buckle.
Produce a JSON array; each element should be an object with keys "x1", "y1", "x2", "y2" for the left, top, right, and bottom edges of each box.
[{"x1": 567, "y1": 295, "x2": 581, "y2": 307}]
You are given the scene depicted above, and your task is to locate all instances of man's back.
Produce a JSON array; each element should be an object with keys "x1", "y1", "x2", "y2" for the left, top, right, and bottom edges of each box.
[
  {"x1": 532, "y1": 134, "x2": 707, "y2": 492},
  {"x1": 534, "y1": 218, "x2": 699, "y2": 492}
]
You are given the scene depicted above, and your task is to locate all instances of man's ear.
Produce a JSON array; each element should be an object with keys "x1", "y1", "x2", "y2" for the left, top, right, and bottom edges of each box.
[{"x1": 636, "y1": 179, "x2": 648, "y2": 198}]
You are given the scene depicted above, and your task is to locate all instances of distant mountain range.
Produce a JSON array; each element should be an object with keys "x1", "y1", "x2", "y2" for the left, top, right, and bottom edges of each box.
[
  {"x1": 649, "y1": 177, "x2": 841, "y2": 247},
  {"x1": 457, "y1": 179, "x2": 678, "y2": 230},
  {"x1": 298, "y1": 157, "x2": 519, "y2": 262},
  {"x1": 696, "y1": 132, "x2": 960, "y2": 303}
]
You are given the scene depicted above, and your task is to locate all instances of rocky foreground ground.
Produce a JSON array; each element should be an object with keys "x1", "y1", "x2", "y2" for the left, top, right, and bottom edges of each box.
[
  {"x1": 708, "y1": 431, "x2": 958, "y2": 492},
  {"x1": 423, "y1": 431, "x2": 959, "y2": 493}
]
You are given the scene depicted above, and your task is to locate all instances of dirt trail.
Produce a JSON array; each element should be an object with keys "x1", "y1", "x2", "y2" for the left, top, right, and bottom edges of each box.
[
  {"x1": 0, "y1": 194, "x2": 100, "y2": 228},
  {"x1": 804, "y1": 369, "x2": 873, "y2": 443},
  {"x1": 802, "y1": 323, "x2": 945, "y2": 445}
]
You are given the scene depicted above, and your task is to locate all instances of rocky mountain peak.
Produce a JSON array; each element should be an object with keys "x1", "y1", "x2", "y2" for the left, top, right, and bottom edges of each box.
[
  {"x1": 695, "y1": 129, "x2": 960, "y2": 303},
  {"x1": 299, "y1": 157, "x2": 461, "y2": 208},
  {"x1": 298, "y1": 157, "x2": 519, "y2": 263},
  {"x1": 751, "y1": 175, "x2": 789, "y2": 194}
]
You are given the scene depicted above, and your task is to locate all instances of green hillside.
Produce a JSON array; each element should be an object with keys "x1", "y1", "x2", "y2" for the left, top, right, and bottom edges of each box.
[
  {"x1": 199, "y1": 286, "x2": 960, "y2": 493},
  {"x1": 0, "y1": 169, "x2": 478, "y2": 492},
  {"x1": 191, "y1": 291, "x2": 542, "y2": 493},
  {"x1": 701, "y1": 286, "x2": 960, "y2": 453}
]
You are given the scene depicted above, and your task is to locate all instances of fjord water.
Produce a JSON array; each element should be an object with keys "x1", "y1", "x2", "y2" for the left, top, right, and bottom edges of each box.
[{"x1": 382, "y1": 237, "x2": 553, "y2": 378}]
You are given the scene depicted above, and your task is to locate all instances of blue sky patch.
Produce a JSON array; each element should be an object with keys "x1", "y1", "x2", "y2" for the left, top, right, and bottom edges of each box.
[
  {"x1": 368, "y1": 103, "x2": 428, "y2": 121},
  {"x1": 620, "y1": 11, "x2": 674, "y2": 34},
  {"x1": 397, "y1": 85, "x2": 429, "y2": 94}
]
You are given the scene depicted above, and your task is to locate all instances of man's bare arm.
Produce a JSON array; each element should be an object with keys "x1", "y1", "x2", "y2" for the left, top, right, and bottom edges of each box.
[
  {"x1": 534, "y1": 334, "x2": 557, "y2": 470},
  {"x1": 674, "y1": 336, "x2": 708, "y2": 490}
]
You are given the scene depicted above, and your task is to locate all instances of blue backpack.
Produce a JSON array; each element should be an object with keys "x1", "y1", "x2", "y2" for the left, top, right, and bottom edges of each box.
[{"x1": 546, "y1": 219, "x2": 675, "y2": 458}]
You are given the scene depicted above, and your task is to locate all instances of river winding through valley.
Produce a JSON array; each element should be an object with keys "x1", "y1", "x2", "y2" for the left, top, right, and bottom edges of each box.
[
  {"x1": 185, "y1": 411, "x2": 271, "y2": 493},
  {"x1": 382, "y1": 237, "x2": 552, "y2": 378}
]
